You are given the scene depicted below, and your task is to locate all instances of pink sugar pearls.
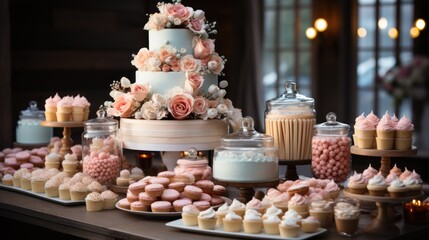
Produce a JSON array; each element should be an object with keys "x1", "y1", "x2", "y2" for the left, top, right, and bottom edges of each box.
[
  {"x1": 83, "y1": 151, "x2": 121, "y2": 185},
  {"x1": 311, "y1": 136, "x2": 351, "y2": 183}
]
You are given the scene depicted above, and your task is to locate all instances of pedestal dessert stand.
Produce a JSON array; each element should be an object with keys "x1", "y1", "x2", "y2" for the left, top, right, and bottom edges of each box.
[
  {"x1": 343, "y1": 190, "x2": 423, "y2": 236},
  {"x1": 213, "y1": 179, "x2": 279, "y2": 203},
  {"x1": 348, "y1": 145, "x2": 418, "y2": 236},
  {"x1": 279, "y1": 159, "x2": 311, "y2": 181},
  {"x1": 41, "y1": 121, "x2": 84, "y2": 156}
]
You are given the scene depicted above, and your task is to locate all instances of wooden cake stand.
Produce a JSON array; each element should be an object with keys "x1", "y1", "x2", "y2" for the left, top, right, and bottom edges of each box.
[
  {"x1": 343, "y1": 190, "x2": 423, "y2": 236},
  {"x1": 41, "y1": 121, "x2": 84, "y2": 156},
  {"x1": 279, "y1": 159, "x2": 311, "y2": 181},
  {"x1": 213, "y1": 179, "x2": 279, "y2": 203}
]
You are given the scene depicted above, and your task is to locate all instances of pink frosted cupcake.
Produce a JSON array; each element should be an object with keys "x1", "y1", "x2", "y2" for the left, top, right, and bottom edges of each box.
[
  {"x1": 71, "y1": 95, "x2": 86, "y2": 122},
  {"x1": 56, "y1": 96, "x2": 74, "y2": 122},
  {"x1": 347, "y1": 171, "x2": 367, "y2": 194},
  {"x1": 246, "y1": 197, "x2": 266, "y2": 214},
  {"x1": 385, "y1": 172, "x2": 399, "y2": 186},
  {"x1": 362, "y1": 164, "x2": 378, "y2": 182},
  {"x1": 399, "y1": 167, "x2": 413, "y2": 181},
  {"x1": 376, "y1": 112, "x2": 395, "y2": 150},
  {"x1": 389, "y1": 164, "x2": 402, "y2": 177},
  {"x1": 395, "y1": 115, "x2": 414, "y2": 150},
  {"x1": 287, "y1": 193, "x2": 309, "y2": 218},
  {"x1": 355, "y1": 118, "x2": 376, "y2": 148},
  {"x1": 44, "y1": 93, "x2": 61, "y2": 121},
  {"x1": 403, "y1": 170, "x2": 423, "y2": 196},
  {"x1": 324, "y1": 180, "x2": 341, "y2": 199}
]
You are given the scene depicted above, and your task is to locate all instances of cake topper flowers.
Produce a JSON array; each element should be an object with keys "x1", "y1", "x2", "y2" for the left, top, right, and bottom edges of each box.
[{"x1": 104, "y1": 77, "x2": 242, "y2": 131}]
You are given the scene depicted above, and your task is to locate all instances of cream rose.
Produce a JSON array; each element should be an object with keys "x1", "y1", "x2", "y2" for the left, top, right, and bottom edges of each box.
[
  {"x1": 193, "y1": 96, "x2": 209, "y2": 115},
  {"x1": 185, "y1": 72, "x2": 204, "y2": 92},
  {"x1": 111, "y1": 94, "x2": 135, "y2": 118},
  {"x1": 207, "y1": 53, "x2": 224, "y2": 74},
  {"x1": 132, "y1": 48, "x2": 155, "y2": 69},
  {"x1": 180, "y1": 54, "x2": 201, "y2": 72},
  {"x1": 144, "y1": 13, "x2": 168, "y2": 30},
  {"x1": 193, "y1": 38, "x2": 215, "y2": 59},
  {"x1": 166, "y1": 3, "x2": 193, "y2": 24},
  {"x1": 168, "y1": 94, "x2": 194, "y2": 120},
  {"x1": 130, "y1": 83, "x2": 151, "y2": 102}
]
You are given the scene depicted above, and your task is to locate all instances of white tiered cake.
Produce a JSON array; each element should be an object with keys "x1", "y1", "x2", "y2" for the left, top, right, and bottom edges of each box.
[{"x1": 105, "y1": 1, "x2": 241, "y2": 151}]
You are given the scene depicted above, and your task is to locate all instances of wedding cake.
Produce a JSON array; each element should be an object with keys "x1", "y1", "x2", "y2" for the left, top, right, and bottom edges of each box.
[{"x1": 105, "y1": 0, "x2": 241, "y2": 151}]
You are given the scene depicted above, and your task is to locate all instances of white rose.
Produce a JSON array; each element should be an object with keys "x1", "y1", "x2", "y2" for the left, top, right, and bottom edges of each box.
[
  {"x1": 208, "y1": 60, "x2": 218, "y2": 70},
  {"x1": 217, "y1": 89, "x2": 226, "y2": 98},
  {"x1": 194, "y1": 10, "x2": 205, "y2": 20},
  {"x1": 216, "y1": 104, "x2": 228, "y2": 114},
  {"x1": 173, "y1": 18, "x2": 182, "y2": 25},
  {"x1": 208, "y1": 84, "x2": 220, "y2": 94},
  {"x1": 207, "y1": 108, "x2": 218, "y2": 119},
  {"x1": 109, "y1": 90, "x2": 124, "y2": 100},
  {"x1": 120, "y1": 77, "x2": 131, "y2": 88}
]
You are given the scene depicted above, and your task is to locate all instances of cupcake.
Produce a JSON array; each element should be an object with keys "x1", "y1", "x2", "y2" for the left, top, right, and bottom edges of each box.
[
  {"x1": 399, "y1": 167, "x2": 413, "y2": 181},
  {"x1": 346, "y1": 171, "x2": 367, "y2": 194},
  {"x1": 395, "y1": 115, "x2": 414, "y2": 150},
  {"x1": 385, "y1": 172, "x2": 399, "y2": 186},
  {"x1": 197, "y1": 207, "x2": 217, "y2": 230},
  {"x1": 71, "y1": 95, "x2": 86, "y2": 122},
  {"x1": 228, "y1": 199, "x2": 246, "y2": 218},
  {"x1": 376, "y1": 112, "x2": 395, "y2": 150},
  {"x1": 100, "y1": 190, "x2": 118, "y2": 209},
  {"x1": 403, "y1": 170, "x2": 423, "y2": 196},
  {"x1": 302, "y1": 217, "x2": 321, "y2": 233},
  {"x1": 272, "y1": 192, "x2": 290, "y2": 213},
  {"x1": 287, "y1": 193, "x2": 309, "y2": 218},
  {"x1": 353, "y1": 112, "x2": 366, "y2": 137},
  {"x1": 387, "y1": 178, "x2": 408, "y2": 197},
  {"x1": 245, "y1": 197, "x2": 266, "y2": 214},
  {"x1": 13, "y1": 168, "x2": 30, "y2": 188},
  {"x1": 182, "y1": 204, "x2": 200, "y2": 226},
  {"x1": 87, "y1": 181, "x2": 105, "y2": 193},
  {"x1": 215, "y1": 202, "x2": 229, "y2": 226},
  {"x1": 2, "y1": 174, "x2": 13, "y2": 186},
  {"x1": 355, "y1": 118, "x2": 376, "y2": 149},
  {"x1": 44, "y1": 152, "x2": 61, "y2": 170},
  {"x1": 44, "y1": 176, "x2": 63, "y2": 197},
  {"x1": 56, "y1": 96, "x2": 73, "y2": 122},
  {"x1": 367, "y1": 173, "x2": 387, "y2": 196},
  {"x1": 389, "y1": 164, "x2": 402, "y2": 177},
  {"x1": 362, "y1": 164, "x2": 378, "y2": 182},
  {"x1": 263, "y1": 204, "x2": 283, "y2": 219},
  {"x1": 324, "y1": 180, "x2": 341, "y2": 199},
  {"x1": 62, "y1": 153, "x2": 79, "y2": 172},
  {"x1": 85, "y1": 192, "x2": 103, "y2": 211},
  {"x1": 116, "y1": 169, "x2": 131, "y2": 186},
  {"x1": 222, "y1": 211, "x2": 242, "y2": 232},
  {"x1": 70, "y1": 182, "x2": 89, "y2": 200},
  {"x1": 279, "y1": 218, "x2": 301, "y2": 238},
  {"x1": 243, "y1": 209, "x2": 263, "y2": 234},
  {"x1": 44, "y1": 94, "x2": 61, "y2": 121},
  {"x1": 263, "y1": 214, "x2": 281, "y2": 235},
  {"x1": 59, "y1": 181, "x2": 72, "y2": 200},
  {"x1": 130, "y1": 167, "x2": 145, "y2": 182},
  {"x1": 31, "y1": 174, "x2": 48, "y2": 193},
  {"x1": 309, "y1": 200, "x2": 334, "y2": 229},
  {"x1": 20, "y1": 172, "x2": 32, "y2": 190}
]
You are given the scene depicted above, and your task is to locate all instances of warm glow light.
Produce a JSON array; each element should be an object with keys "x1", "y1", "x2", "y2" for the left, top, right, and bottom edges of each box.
[
  {"x1": 388, "y1": 27, "x2": 398, "y2": 39},
  {"x1": 410, "y1": 27, "x2": 420, "y2": 38},
  {"x1": 378, "y1": 17, "x2": 388, "y2": 29},
  {"x1": 314, "y1": 18, "x2": 328, "y2": 32},
  {"x1": 415, "y1": 18, "x2": 426, "y2": 30},
  {"x1": 306, "y1": 27, "x2": 317, "y2": 39},
  {"x1": 357, "y1": 27, "x2": 367, "y2": 38}
]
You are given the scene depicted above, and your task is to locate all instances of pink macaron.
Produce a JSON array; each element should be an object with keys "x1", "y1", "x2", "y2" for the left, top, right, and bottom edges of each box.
[
  {"x1": 161, "y1": 189, "x2": 180, "y2": 202},
  {"x1": 172, "y1": 198, "x2": 192, "y2": 212},
  {"x1": 151, "y1": 201, "x2": 172, "y2": 212}
]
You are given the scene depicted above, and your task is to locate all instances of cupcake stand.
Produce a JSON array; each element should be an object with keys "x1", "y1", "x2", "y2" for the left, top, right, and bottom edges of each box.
[
  {"x1": 41, "y1": 121, "x2": 84, "y2": 156},
  {"x1": 346, "y1": 145, "x2": 419, "y2": 236}
]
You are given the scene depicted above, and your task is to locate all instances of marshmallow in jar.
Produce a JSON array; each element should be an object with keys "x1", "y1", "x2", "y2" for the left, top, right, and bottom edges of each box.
[
  {"x1": 265, "y1": 81, "x2": 316, "y2": 161},
  {"x1": 82, "y1": 109, "x2": 122, "y2": 185},
  {"x1": 311, "y1": 112, "x2": 351, "y2": 183}
]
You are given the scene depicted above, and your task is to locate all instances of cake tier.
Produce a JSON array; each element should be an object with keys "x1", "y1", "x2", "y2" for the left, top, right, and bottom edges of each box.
[
  {"x1": 135, "y1": 71, "x2": 217, "y2": 96},
  {"x1": 120, "y1": 119, "x2": 228, "y2": 151},
  {"x1": 149, "y1": 29, "x2": 194, "y2": 54}
]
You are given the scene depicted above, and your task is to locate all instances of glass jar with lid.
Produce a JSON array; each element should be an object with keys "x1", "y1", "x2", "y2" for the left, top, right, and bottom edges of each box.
[
  {"x1": 265, "y1": 81, "x2": 316, "y2": 161},
  {"x1": 82, "y1": 108, "x2": 122, "y2": 185},
  {"x1": 311, "y1": 112, "x2": 351, "y2": 183},
  {"x1": 16, "y1": 100, "x2": 53, "y2": 144},
  {"x1": 213, "y1": 116, "x2": 279, "y2": 183},
  {"x1": 174, "y1": 147, "x2": 211, "y2": 181}
]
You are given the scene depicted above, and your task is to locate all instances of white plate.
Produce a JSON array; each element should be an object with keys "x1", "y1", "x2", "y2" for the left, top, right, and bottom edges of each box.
[
  {"x1": 116, "y1": 196, "x2": 232, "y2": 218},
  {"x1": 166, "y1": 219, "x2": 327, "y2": 240},
  {"x1": 0, "y1": 183, "x2": 85, "y2": 205}
]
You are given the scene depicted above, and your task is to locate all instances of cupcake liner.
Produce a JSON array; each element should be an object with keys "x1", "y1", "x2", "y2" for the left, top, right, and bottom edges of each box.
[
  {"x1": 396, "y1": 130, "x2": 413, "y2": 138},
  {"x1": 376, "y1": 130, "x2": 395, "y2": 138},
  {"x1": 395, "y1": 138, "x2": 412, "y2": 150},
  {"x1": 376, "y1": 137, "x2": 394, "y2": 150}
]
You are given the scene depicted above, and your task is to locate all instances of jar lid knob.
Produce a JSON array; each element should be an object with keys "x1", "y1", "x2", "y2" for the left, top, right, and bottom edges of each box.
[
  {"x1": 187, "y1": 147, "x2": 198, "y2": 159},
  {"x1": 96, "y1": 106, "x2": 107, "y2": 118},
  {"x1": 241, "y1": 116, "x2": 254, "y2": 132},
  {"x1": 29, "y1": 100, "x2": 38, "y2": 111},
  {"x1": 326, "y1": 112, "x2": 337, "y2": 124},
  {"x1": 284, "y1": 80, "x2": 297, "y2": 99}
]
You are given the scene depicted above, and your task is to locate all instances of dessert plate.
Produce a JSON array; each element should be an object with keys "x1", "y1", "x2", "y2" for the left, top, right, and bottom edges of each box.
[
  {"x1": 166, "y1": 219, "x2": 327, "y2": 240},
  {"x1": 0, "y1": 183, "x2": 85, "y2": 205},
  {"x1": 115, "y1": 196, "x2": 232, "y2": 218}
]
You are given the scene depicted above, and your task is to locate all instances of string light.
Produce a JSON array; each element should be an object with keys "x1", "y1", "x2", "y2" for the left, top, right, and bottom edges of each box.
[
  {"x1": 415, "y1": 18, "x2": 426, "y2": 30},
  {"x1": 378, "y1": 17, "x2": 388, "y2": 29},
  {"x1": 410, "y1": 27, "x2": 420, "y2": 38},
  {"x1": 357, "y1": 27, "x2": 367, "y2": 38},
  {"x1": 314, "y1": 18, "x2": 328, "y2": 32},
  {"x1": 306, "y1": 27, "x2": 317, "y2": 39},
  {"x1": 388, "y1": 27, "x2": 398, "y2": 39}
]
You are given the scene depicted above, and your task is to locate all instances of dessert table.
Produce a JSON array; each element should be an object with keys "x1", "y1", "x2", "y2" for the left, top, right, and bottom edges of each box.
[{"x1": 1, "y1": 188, "x2": 428, "y2": 240}]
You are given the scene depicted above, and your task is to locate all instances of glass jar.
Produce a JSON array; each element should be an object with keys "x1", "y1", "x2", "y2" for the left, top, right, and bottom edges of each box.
[
  {"x1": 311, "y1": 112, "x2": 351, "y2": 183},
  {"x1": 265, "y1": 81, "x2": 316, "y2": 161},
  {"x1": 16, "y1": 100, "x2": 53, "y2": 144},
  {"x1": 82, "y1": 109, "x2": 122, "y2": 185},
  {"x1": 213, "y1": 116, "x2": 279, "y2": 183},
  {"x1": 174, "y1": 147, "x2": 211, "y2": 181}
]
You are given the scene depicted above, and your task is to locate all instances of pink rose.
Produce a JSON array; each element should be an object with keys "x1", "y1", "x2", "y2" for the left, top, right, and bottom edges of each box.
[
  {"x1": 193, "y1": 96, "x2": 209, "y2": 115},
  {"x1": 130, "y1": 83, "x2": 151, "y2": 102},
  {"x1": 207, "y1": 53, "x2": 224, "y2": 74},
  {"x1": 188, "y1": 19, "x2": 206, "y2": 34},
  {"x1": 193, "y1": 38, "x2": 215, "y2": 59},
  {"x1": 180, "y1": 54, "x2": 201, "y2": 72},
  {"x1": 169, "y1": 57, "x2": 181, "y2": 71},
  {"x1": 162, "y1": 64, "x2": 171, "y2": 72},
  {"x1": 111, "y1": 94, "x2": 135, "y2": 117},
  {"x1": 132, "y1": 48, "x2": 155, "y2": 69},
  {"x1": 168, "y1": 94, "x2": 194, "y2": 120},
  {"x1": 144, "y1": 13, "x2": 168, "y2": 30},
  {"x1": 185, "y1": 72, "x2": 204, "y2": 91},
  {"x1": 208, "y1": 99, "x2": 219, "y2": 108},
  {"x1": 158, "y1": 48, "x2": 175, "y2": 62},
  {"x1": 166, "y1": 3, "x2": 193, "y2": 24}
]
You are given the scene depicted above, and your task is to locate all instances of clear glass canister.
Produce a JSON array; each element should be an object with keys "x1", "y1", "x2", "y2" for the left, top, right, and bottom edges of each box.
[
  {"x1": 82, "y1": 109, "x2": 122, "y2": 185},
  {"x1": 265, "y1": 81, "x2": 316, "y2": 161},
  {"x1": 213, "y1": 116, "x2": 279, "y2": 183},
  {"x1": 174, "y1": 147, "x2": 211, "y2": 181},
  {"x1": 311, "y1": 112, "x2": 351, "y2": 183},
  {"x1": 16, "y1": 100, "x2": 53, "y2": 144}
]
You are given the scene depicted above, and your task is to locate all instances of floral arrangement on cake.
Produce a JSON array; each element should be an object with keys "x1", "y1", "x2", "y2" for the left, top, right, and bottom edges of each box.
[
  {"x1": 383, "y1": 55, "x2": 429, "y2": 102},
  {"x1": 135, "y1": 0, "x2": 225, "y2": 76}
]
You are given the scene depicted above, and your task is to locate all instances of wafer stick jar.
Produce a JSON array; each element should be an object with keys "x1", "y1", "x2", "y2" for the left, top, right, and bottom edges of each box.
[
  {"x1": 311, "y1": 112, "x2": 351, "y2": 183},
  {"x1": 264, "y1": 81, "x2": 316, "y2": 162}
]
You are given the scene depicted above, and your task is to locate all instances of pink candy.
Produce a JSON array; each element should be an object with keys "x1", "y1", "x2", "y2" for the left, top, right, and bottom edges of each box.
[
  {"x1": 311, "y1": 136, "x2": 351, "y2": 183},
  {"x1": 83, "y1": 153, "x2": 121, "y2": 185}
]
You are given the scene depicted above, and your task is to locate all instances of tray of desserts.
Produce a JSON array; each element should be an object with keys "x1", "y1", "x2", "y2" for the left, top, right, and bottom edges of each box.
[
  {"x1": 115, "y1": 196, "x2": 232, "y2": 218},
  {"x1": 166, "y1": 218, "x2": 327, "y2": 240},
  {"x1": 0, "y1": 183, "x2": 85, "y2": 206}
]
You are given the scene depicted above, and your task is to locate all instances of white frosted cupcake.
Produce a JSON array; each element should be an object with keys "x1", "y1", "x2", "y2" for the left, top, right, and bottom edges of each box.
[
  {"x1": 44, "y1": 152, "x2": 61, "y2": 169},
  {"x1": 70, "y1": 182, "x2": 89, "y2": 200},
  {"x1": 263, "y1": 214, "x2": 281, "y2": 235},
  {"x1": 197, "y1": 207, "x2": 217, "y2": 230},
  {"x1": 100, "y1": 190, "x2": 118, "y2": 209},
  {"x1": 243, "y1": 209, "x2": 263, "y2": 234},
  {"x1": 182, "y1": 204, "x2": 200, "y2": 226},
  {"x1": 367, "y1": 173, "x2": 387, "y2": 196},
  {"x1": 222, "y1": 211, "x2": 242, "y2": 232},
  {"x1": 85, "y1": 192, "x2": 103, "y2": 211}
]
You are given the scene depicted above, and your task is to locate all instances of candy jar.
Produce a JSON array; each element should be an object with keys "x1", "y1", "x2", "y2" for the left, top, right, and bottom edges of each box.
[
  {"x1": 82, "y1": 108, "x2": 122, "y2": 185},
  {"x1": 16, "y1": 100, "x2": 53, "y2": 145},
  {"x1": 311, "y1": 112, "x2": 351, "y2": 183},
  {"x1": 174, "y1": 147, "x2": 211, "y2": 181},
  {"x1": 213, "y1": 116, "x2": 279, "y2": 183},
  {"x1": 265, "y1": 80, "x2": 316, "y2": 161}
]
